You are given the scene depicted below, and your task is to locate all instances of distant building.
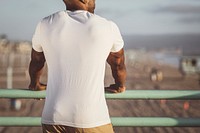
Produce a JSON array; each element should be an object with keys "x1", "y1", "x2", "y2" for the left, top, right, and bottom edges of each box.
[
  {"x1": 0, "y1": 38, "x2": 31, "y2": 54},
  {"x1": 16, "y1": 41, "x2": 31, "y2": 53},
  {"x1": 0, "y1": 38, "x2": 10, "y2": 53},
  {"x1": 180, "y1": 55, "x2": 200, "y2": 74}
]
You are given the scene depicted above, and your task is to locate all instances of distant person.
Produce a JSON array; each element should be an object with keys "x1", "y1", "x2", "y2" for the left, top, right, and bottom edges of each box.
[{"x1": 28, "y1": 0, "x2": 126, "y2": 132}]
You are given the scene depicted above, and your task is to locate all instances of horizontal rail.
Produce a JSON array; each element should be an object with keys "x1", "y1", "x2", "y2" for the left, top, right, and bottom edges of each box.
[
  {"x1": 0, "y1": 89, "x2": 200, "y2": 100},
  {"x1": 0, "y1": 117, "x2": 200, "y2": 127},
  {"x1": 111, "y1": 117, "x2": 200, "y2": 127},
  {"x1": 1, "y1": 89, "x2": 200, "y2": 127}
]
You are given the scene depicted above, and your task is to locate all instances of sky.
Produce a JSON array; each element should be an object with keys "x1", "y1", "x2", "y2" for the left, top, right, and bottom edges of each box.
[{"x1": 0, "y1": 0, "x2": 200, "y2": 40}]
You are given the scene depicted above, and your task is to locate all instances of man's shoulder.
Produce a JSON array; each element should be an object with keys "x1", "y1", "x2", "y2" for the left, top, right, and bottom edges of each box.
[
  {"x1": 41, "y1": 11, "x2": 64, "y2": 24},
  {"x1": 95, "y1": 15, "x2": 119, "y2": 30},
  {"x1": 93, "y1": 14, "x2": 116, "y2": 25}
]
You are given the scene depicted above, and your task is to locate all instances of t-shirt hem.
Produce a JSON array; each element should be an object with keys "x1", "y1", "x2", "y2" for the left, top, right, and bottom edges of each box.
[
  {"x1": 32, "y1": 45, "x2": 43, "y2": 52},
  {"x1": 110, "y1": 46, "x2": 123, "y2": 53},
  {"x1": 41, "y1": 119, "x2": 111, "y2": 128}
]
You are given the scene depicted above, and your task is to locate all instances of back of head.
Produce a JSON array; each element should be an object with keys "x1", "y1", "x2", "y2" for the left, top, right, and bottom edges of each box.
[{"x1": 63, "y1": 0, "x2": 95, "y2": 13}]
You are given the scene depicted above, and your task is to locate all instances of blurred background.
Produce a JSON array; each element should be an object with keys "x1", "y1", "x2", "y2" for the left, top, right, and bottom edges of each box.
[{"x1": 0, "y1": 0, "x2": 200, "y2": 132}]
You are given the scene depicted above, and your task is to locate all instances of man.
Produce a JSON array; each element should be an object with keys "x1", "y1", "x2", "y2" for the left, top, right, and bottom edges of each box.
[{"x1": 29, "y1": 0, "x2": 126, "y2": 132}]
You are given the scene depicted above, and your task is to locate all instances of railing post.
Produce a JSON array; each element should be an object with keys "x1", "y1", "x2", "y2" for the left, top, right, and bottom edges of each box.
[{"x1": 7, "y1": 52, "x2": 22, "y2": 111}]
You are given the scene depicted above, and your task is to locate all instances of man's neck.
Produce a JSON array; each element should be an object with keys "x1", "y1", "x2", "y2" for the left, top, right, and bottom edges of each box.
[{"x1": 66, "y1": 4, "x2": 87, "y2": 12}]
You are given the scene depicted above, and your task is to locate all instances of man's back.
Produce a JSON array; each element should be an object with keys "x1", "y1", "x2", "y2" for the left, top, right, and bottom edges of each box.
[{"x1": 32, "y1": 10, "x2": 124, "y2": 128}]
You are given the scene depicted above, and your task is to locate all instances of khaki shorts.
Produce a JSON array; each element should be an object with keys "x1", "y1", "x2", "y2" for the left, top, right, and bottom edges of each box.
[{"x1": 42, "y1": 123, "x2": 114, "y2": 133}]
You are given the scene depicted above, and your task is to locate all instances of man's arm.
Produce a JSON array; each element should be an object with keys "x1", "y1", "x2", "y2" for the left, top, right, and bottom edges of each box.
[
  {"x1": 106, "y1": 48, "x2": 126, "y2": 93},
  {"x1": 29, "y1": 48, "x2": 46, "y2": 91}
]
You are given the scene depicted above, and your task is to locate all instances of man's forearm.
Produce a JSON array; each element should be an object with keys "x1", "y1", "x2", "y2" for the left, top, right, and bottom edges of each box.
[
  {"x1": 107, "y1": 49, "x2": 127, "y2": 88},
  {"x1": 111, "y1": 62, "x2": 126, "y2": 87},
  {"x1": 29, "y1": 49, "x2": 46, "y2": 87},
  {"x1": 29, "y1": 60, "x2": 45, "y2": 86},
  {"x1": 106, "y1": 48, "x2": 126, "y2": 93}
]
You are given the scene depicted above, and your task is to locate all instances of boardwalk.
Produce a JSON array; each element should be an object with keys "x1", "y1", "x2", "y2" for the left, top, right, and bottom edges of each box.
[{"x1": 0, "y1": 44, "x2": 200, "y2": 133}]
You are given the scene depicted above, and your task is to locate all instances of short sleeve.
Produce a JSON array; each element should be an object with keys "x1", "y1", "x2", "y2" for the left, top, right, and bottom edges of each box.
[
  {"x1": 110, "y1": 22, "x2": 124, "y2": 52},
  {"x1": 32, "y1": 22, "x2": 43, "y2": 52}
]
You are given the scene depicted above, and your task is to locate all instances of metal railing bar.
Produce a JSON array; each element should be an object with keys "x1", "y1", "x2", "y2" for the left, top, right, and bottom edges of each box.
[
  {"x1": 0, "y1": 89, "x2": 200, "y2": 100},
  {"x1": 1, "y1": 117, "x2": 200, "y2": 127}
]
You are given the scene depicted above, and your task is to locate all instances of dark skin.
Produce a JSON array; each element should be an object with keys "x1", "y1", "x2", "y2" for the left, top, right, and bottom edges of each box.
[
  {"x1": 63, "y1": 0, "x2": 95, "y2": 13},
  {"x1": 29, "y1": 0, "x2": 126, "y2": 93},
  {"x1": 106, "y1": 49, "x2": 126, "y2": 93},
  {"x1": 29, "y1": 49, "x2": 46, "y2": 91}
]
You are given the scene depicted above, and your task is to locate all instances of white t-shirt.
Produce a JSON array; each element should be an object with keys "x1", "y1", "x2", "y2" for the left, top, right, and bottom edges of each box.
[{"x1": 32, "y1": 10, "x2": 124, "y2": 128}]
